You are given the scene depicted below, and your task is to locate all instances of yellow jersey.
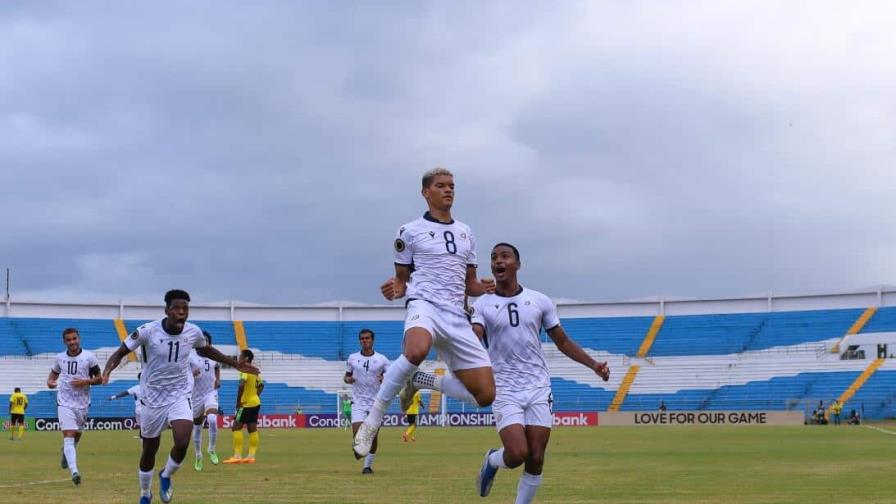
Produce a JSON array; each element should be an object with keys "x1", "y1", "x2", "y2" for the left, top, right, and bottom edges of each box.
[
  {"x1": 9, "y1": 392, "x2": 28, "y2": 415},
  {"x1": 239, "y1": 372, "x2": 263, "y2": 408},
  {"x1": 406, "y1": 391, "x2": 422, "y2": 415}
]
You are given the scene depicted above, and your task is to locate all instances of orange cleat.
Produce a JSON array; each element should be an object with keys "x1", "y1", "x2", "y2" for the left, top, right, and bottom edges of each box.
[
  {"x1": 241, "y1": 457, "x2": 256, "y2": 464},
  {"x1": 223, "y1": 457, "x2": 243, "y2": 464}
]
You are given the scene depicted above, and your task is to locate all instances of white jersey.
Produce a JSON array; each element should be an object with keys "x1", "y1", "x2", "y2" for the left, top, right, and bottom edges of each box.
[
  {"x1": 189, "y1": 351, "x2": 219, "y2": 402},
  {"x1": 126, "y1": 384, "x2": 141, "y2": 400},
  {"x1": 394, "y1": 213, "x2": 477, "y2": 317},
  {"x1": 471, "y1": 287, "x2": 560, "y2": 392},
  {"x1": 345, "y1": 351, "x2": 390, "y2": 407},
  {"x1": 51, "y1": 349, "x2": 100, "y2": 409},
  {"x1": 125, "y1": 319, "x2": 207, "y2": 408}
]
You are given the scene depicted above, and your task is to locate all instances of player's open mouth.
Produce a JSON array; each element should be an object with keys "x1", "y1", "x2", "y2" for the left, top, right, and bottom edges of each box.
[{"x1": 494, "y1": 266, "x2": 506, "y2": 275}]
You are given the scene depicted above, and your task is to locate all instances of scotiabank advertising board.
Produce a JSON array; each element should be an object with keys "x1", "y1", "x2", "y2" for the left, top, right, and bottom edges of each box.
[{"x1": 218, "y1": 414, "x2": 306, "y2": 429}]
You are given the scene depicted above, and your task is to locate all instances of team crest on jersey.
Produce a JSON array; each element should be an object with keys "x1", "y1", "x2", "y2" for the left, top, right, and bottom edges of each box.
[{"x1": 394, "y1": 238, "x2": 406, "y2": 252}]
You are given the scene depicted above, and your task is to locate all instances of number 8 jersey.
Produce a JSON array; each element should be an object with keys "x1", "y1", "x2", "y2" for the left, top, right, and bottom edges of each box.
[{"x1": 125, "y1": 319, "x2": 207, "y2": 408}]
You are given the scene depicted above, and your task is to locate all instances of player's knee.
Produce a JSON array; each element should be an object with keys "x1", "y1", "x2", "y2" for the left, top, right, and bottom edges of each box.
[
  {"x1": 526, "y1": 452, "x2": 545, "y2": 472},
  {"x1": 474, "y1": 389, "x2": 494, "y2": 407},
  {"x1": 403, "y1": 348, "x2": 427, "y2": 365}
]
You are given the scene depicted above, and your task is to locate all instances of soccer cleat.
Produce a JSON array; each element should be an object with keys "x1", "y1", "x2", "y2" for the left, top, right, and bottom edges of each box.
[
  {"x1": 159, "y1": 472, "x2": 172, "y2": 503},
  {"x1": 362, "y1": 467, "x2": 373, "y2": 475},
  {"x1": 241, "y1": 457, "x2": 256, "y2": 464},
  {"x1": 194, "y1": 455, "x2": 203, "y2": 471},
  {"x1": 399, "y1": 372, "x2": 418, "y2": 412},
  {"x1": 352, "y1": 422, "x2": 379, "y2": 459},
  {"x1": 477, "y1": 448, "x2": 499, "y2": 497},
  {"x1": 139, "y1": 495, "x2": 152, "y2": 504},
  {"x1": 223, "y1": 457, "x2": 242, "y2": 464},
  {"x1": 72, "y1": 472, "x2": 81, "y2": 485},
  {"x1": 208, "y1": 451, "x2": 220, "y2": 465}
]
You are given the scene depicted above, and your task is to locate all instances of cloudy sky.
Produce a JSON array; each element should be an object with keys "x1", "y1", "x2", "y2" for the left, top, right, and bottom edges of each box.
[{"x1": 2, "y1": 1, "x2": 895, "y2": 306}]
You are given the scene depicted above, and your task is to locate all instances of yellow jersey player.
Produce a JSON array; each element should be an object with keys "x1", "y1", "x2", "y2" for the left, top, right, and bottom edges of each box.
[
  {"x1": 402, "y1": 390, "x2": 424, "y2": 442},
  {"x1": 225, "y1": 349, "x2": 264, "y2": 464},
  {"x1": 8, "y1": 387, "x2": 28, "y2": 440}
]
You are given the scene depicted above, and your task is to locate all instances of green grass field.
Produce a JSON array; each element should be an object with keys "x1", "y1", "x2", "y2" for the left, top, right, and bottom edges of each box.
[{"x1": 1, "y1": 425, "x2": 894, "y2": 503}]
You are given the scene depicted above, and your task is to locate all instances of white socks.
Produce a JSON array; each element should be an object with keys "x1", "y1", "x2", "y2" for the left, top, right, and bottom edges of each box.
[
  {"x1": 160, "y1": 455, "x2": 181, "y2": 478},
  {"x1": 63, "y1": 437, "x2": 78, "y2": 475},
  {"x1": 413, "y1": 372, "x2": 478, "y2": 405},
  {"x1": 514, "y1": 472, "x2": 543, "y2": 504},
  {"x1": 488, "y1": 448, "x2": 509, "y2": 469},
  {"x1": 363, "y1": 453, "x2": 376, "y2": 469},
  {"x1": 366, "y1": 355, "x2": 418, "y2": 427},
  {"x1": 206, "y1": 414, "x2": 218, "y2": 452},
  {"x1": 138, "y1": 469, "x2": 153, "y2": 497},
  {"x1": 192, "y1": 424, "x2": 203, "y2": 457}
]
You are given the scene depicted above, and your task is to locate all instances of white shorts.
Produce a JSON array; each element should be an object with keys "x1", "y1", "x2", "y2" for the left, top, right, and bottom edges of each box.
[
  {"x1": 493, "y1": 387, "x2": 553, "y2": 432},
  {"x1": 192, "y1": 391, "x2": 219, "y2": 418},
  {"x1": 58, "y1": 406, "x2": 88, "y2": 431},
  {"x1": 351, "y1": 402, "x2": 372, "y2": 424},
  {"x1": 140, "y1": 396, "x2": 193, "y2": 438},
  {"x1": 405, "y1": 300, "x2": 491, "y2": 371},
  {"x1": 134, "y1": 404, "x2": 143, "y2": 425}
]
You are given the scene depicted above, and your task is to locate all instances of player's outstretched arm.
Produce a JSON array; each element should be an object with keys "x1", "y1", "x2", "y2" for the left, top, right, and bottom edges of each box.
[
  {"x1": 109, "y1": 390, "x2": 130, "y2": 400},
  {"x1": 547, "y1": 326, "x2": 610, "y2": 381},
  {"x1": 102, "y1": 343, "x2": 131, "y2": 384},
  {"x1": 196, "y1": 345, "x2": 259, "y2": 375}
]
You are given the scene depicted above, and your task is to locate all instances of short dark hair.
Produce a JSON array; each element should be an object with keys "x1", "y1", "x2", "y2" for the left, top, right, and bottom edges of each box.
[
  {"x1": 359, "y1": 328, "x2": 375, "y2": 340},
  {"x1": 62, "y1": 327, "x2": 79, "y2": 338},
  {"x1": 493, "y1": 242, "x2": 520, "y2": 261},
  {"x1": 202, "y1": 330, "x2": 212, "y2": 345},
  {"x1": 422, "y1": 167, "x2": 453, "y2": 188},
  {"x1": 14, "y1": 387, "x2": 21, "y2": 392},
  {"x1": 240, "y1": 349, "x2": 255, "y2": 362},
  {"x1": 164, "y1": 289, "x2": 191, "y2": 308}
]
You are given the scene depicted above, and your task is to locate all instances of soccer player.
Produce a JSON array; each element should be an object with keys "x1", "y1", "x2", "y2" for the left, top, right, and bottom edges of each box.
[
  {"x1": 8, "y1": 387, "x2": 28, "y2": 440},
  {"x1": 352, "y1": 167, "x2": 497, "y2": 458},
  {"x1": 402, "y1": 390, "x2": 424, "y2": 443},
  {"x1": 102, "y1": 289, "x2": 258, "y2": 504},
  {"x1": 189, "y1": 330, "x2": 221, "y2": 471},
  {"x1": 109, "y1": 374, "x2": 143, "y2": 436},
  {"x1": 47, "y1": 327, "x2": 102, "y2": 485},
  {"x1": 471, "y1": 243, "x2": 610, "y2": 502},
  {"x1": 223, "y1": 349, "x2": 264, "y2": 464},
  {"x1": 341, "y1": 393, "x2": 352, "y2": 430},
  {"x1": 344, "y1": 329, "x2": 389, "y2": 474}
]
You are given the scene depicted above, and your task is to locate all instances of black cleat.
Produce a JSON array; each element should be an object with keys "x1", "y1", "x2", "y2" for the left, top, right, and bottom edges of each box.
[{"x1": 362, "y1": 467, "x2": 373, "y2": 475}]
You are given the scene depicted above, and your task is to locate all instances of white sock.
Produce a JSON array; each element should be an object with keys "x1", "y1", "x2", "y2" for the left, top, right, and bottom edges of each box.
[
  {"x1": 364, "y1": 453, "x2": 376, "y2": 469},
  {"x1": 414, "y1": 372, "x2": 478, "y2": 405},
  {"x1": 375, "y1": 355, "x2": 417, "y2": 402},
  {"x1": 138, "y1": 469, "x2": 154, "y2": 497},
  {"x1": 160, "y1": 455, "x2": 181, "y2": 478},
  {"x1": 206, "y1": 414, "x2": 218, "y2": 452},
  {"x1": 488, "y1": 448, "x2": 508, "y2": 469},
  {"x1": 63, "y1": 437, "x2": 78, "y2": 475},
  {"x1": 192, "y1": 424, "x2": 203, "y2": 457},
  {"x1": 514, "y1": 472, "x2": 543, "y2": 504}
]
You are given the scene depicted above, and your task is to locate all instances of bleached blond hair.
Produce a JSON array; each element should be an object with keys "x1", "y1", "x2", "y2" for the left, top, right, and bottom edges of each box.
[{"x1": 422, "y1": 167, "x2": 454, "y2": 188}]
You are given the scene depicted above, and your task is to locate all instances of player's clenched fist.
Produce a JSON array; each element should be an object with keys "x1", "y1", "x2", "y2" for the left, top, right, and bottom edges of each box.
[
  {"x1": 380, "y1": 277, "x2": 406, "y2": 301},
  {"x1": 593, "y1": 361, "x2": 610, "y2": 381},
  {"x1": 479, "y1": 277, "x2": 496, "y2": 294}
]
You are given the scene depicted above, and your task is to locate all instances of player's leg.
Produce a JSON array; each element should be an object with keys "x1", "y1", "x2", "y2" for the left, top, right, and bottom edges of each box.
[
  {"x1": 245, "y1": 419, "x2": 259, "y2": 462},
  {"x1": 478, "y1": 397, "x2": 527, "y2": 497},
  {"x1": 61, "y1": 431, "x2": 80, "y2": 483},
  {"x1": 58, "y1": 406, "x2": 83, "y2": 484},
  {"x1": 225, "y1": 422, "x2": 245, "y2": 463},
  {"x1": 453, "y1": 367, "x2": 496, "y2": 407},
  {"x1": 515, "y1": 426, "x2": 551, "y2": 504},
  {"x1": 158, "y1": 399, "x2": 194, "y2": 503},
  {"x1": 205, "y1": 406, "x2": 219, "y2": 464},
  {"x1": 363, "y1": 429, "x2": 378, "y2": 474},
  {"x1": 137, "y1": 403, "x2": 167, "y2": 503},
  {"x1": 192, "y1": 414, "x2": 206, "y2": 471}
]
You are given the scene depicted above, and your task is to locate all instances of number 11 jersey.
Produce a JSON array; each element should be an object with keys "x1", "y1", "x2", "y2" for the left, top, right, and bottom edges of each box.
[{"x1": 125, "y1": 319, "x2": 207, "y2": 408}]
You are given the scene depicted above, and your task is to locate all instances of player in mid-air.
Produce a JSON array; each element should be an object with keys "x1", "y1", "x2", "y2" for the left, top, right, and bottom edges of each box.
[
  {"x1": 102, "y1": 290, "x2": 258, "y2": 504},
  {"x1": 344, "y1": 328, "x2": 389, "y2": 474},
  {"x1": 353, "y1": 167, "x2": 497, "y2": 457},
  {"x1": 471, "y1": 243, "x2": 610, "y2": 502},
  {"x1": 8, "y1": 387, "x2": 28, "y2": 441},
  {"x1": 189, "y1": 331, "x2": 221, "y2": 471},
  {"x1": 47, "y1": 327, "x2": 102, "y2": 485},
  {"x1": 223, "y1": 349, "x2": 264, "y2": 464}
]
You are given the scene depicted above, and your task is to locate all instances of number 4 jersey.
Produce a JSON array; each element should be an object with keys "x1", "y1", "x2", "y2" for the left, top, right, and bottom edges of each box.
[{"x1": 125, "y1": 319, "x2": 207, "y2": 408}]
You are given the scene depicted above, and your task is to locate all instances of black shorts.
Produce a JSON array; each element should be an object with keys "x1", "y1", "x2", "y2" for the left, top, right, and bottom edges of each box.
[
  {"x1": 10, "y1": 413, "x2": 25, "y2": 425},
  {"x1": 406, "y1": 414, "x2": 417, "y2": 425},
  {"x1": 236, "y1": 406, "x2": 260, "y2": 425}
]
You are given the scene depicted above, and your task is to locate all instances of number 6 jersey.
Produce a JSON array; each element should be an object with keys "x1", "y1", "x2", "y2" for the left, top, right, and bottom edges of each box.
[{"x1": 125, "y1": 319, "x2": 207, "y2": 408}]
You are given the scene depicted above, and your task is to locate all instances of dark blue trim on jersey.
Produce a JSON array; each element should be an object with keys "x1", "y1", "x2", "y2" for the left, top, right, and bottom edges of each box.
[
  {"x1": 423, "y1": 211, "x2": 454, "y2": 224},
  {"x1": 545, "y1": 324, "x2": 561, "y2": 333},
  {"x1": 494, "y1": 286, "x2": 524, "y2": 298}
]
